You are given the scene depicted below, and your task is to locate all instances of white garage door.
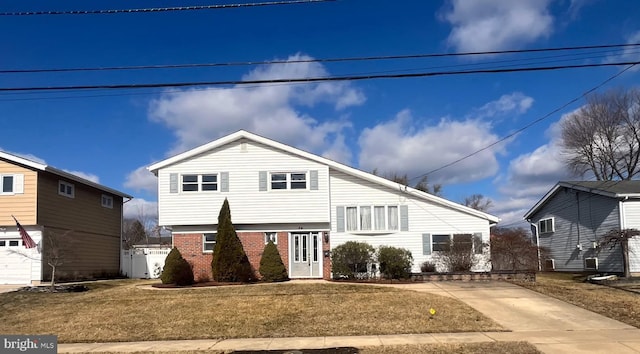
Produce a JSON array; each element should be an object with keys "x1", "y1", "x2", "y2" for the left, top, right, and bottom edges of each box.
[{"x1": 0, "y1": 239, "x2": 32, "y2": 285}]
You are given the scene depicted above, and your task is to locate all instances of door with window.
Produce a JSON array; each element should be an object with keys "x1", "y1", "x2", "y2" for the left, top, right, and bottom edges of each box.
[{"x1": 290, "y1": 232, "x2": 321, "y2": 278}]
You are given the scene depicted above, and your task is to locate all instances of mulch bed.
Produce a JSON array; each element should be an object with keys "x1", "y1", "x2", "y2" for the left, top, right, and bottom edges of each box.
[{"x1": 17, "y1": 284, "x2": 90, "y2": 293}]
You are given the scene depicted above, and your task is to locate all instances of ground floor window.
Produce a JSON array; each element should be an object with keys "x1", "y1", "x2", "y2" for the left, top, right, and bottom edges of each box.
[
  {"x1": 265, "y1": 232, "x2": 277, "y2": 244},
  {"x1": 203, "y1": 233, "x2": 216, "y2": 252}
]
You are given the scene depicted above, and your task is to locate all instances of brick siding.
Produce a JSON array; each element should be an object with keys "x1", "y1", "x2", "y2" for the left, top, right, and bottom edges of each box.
[{"x1": 174, "y1": 231, "x2": 331, "y2": 282}]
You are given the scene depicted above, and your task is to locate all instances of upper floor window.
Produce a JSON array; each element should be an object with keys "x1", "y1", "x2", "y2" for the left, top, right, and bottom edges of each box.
[
  {"x1": 58, "y1": 180, "x2": 75, "y2": 198},
  {"x1": 270, "y1": 172, "x2": 307, "y2": 190},
  {"x1": 345, "y1": 205, "x2": 399, "y2": 232},
  {"x1": 182, "y1": 174, "x2": 218, "y2": 192},
  {"x1": 1, "y1": 175, "x2": 14, "y2": 194},
  {"x1": 101, "y1": 194, "x2": 113, "y2": 208},
  {"x1": 539, "y1": 218, "x2": 554, "y2": 234}
]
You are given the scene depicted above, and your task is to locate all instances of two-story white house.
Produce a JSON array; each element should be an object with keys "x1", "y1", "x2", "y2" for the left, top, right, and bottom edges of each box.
[{"x1": 148, "y1": 130, "x2": 499, "y2": 280}]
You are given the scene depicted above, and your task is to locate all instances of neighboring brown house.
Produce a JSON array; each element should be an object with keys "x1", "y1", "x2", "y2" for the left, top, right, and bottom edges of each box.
[{"x1": 0, "y1": 151, "x2": 132, "y2": 285}]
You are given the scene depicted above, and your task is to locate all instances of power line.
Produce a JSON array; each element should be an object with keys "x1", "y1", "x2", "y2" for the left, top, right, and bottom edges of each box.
[
  {"x1": 0, "y1": 0, "x2": 334, "y2": 16},
  {"x1": 2, "y1": 43, "x2": 638, "y2": 74},
  {"x1": 1, "y1": 60, "x2": 639, "y2": 92},
  {"x1": 408, "y1": 63, "x2": 638, "y2": 183}
]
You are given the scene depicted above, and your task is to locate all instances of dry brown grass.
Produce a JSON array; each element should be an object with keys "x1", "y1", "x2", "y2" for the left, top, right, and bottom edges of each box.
[
  {"x1": 514, "y1": 272, "x2": 640, "y2": 328},
  {"x1": 93, "y1": 341, "x2": 541, "y2": 354},
  {"x1": 0, "y1": 280, "x2": 503, "y2": 343}
]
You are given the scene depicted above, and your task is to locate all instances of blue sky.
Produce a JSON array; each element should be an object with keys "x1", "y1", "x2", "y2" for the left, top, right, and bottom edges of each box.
[{"x1": 1, "y1": 0, "x2": 639, "y2": 227}]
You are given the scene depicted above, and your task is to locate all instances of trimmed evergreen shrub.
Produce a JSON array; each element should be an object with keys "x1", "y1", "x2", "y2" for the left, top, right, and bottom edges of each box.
[
  {"x1": 331, "y1": 241, "x2": 375, "y2": 279},
  {"x1": 377, "y1": 246, "x2": 413, "y2": 279},
  {"x1": 211, "y1": 199, "x2": 255, "y2": 282},
  {"x1": 160, "y1": 247, "x2": 194, "y2": 285},
  {"x1": 259, "y1": 240, "x2": 289, "y2": 282}
]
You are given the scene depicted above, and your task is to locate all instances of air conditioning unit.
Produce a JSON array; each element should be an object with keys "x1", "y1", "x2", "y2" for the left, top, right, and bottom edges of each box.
[
  {"x1": 585, "y1": 257, "x2": 598, "y2": 270},
  {"x1": 544, "y1": 259, "x2": 555, "y2": 271}
]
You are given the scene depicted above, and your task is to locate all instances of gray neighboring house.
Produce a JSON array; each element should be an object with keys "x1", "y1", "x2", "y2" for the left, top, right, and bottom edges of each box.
[{"x1": 524, "y1": 181, "x2": 640, "y2": 274}]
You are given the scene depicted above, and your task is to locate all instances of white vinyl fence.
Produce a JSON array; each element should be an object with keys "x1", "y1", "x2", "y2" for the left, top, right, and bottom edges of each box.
[{"x1": 121, "y1": 248, "x2": 171, "y2": 279}]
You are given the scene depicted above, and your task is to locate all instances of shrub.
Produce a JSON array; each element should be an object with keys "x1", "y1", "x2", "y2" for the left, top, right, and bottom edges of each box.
[
  {"x1": 420, "y1": 261, "x2": 436, "y2": 273},
  {"x1": 161, "y1": 247, "x2": 194, "y2": 285},
  {"x1": 377, "y1": 246, "x2": 413, "y2": 279},
  {"x1": 259, "y1": 240, "x2": 289, "y2": 282},
  {"x1": 331, "y1": 241, "x2": 375, "y2": 279},
  {"x1": 434, "y1": 234, "x2": 482, "y2": 272},
  {"x1": 211, "y1": 199, "x2": 255, "y2": 282},
  {"x1": 491, "y1": 227, "x2": 549, "y2": 271}
]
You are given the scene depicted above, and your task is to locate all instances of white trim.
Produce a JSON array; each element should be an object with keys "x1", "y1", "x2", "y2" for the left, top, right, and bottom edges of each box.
[
  {"x1": 147, "y1": 130, "x2": 499, "y2": 224},
  {"x1": 101, "y1": 194, "x2": 114, "y2": 208},
  {"x1": 287, "y1": 232, "x2": 323, "y2": 279},
  {"x1": 0, "y1": 150, "x2": 132, "y2": 199},
  {"x1": 202, "y1": 232, "x2": 217, "y2": 253},
  {"x1": 58, "y1": 180, "x2": 75, "y2": 198},
  {"x1": 539, "y1": 217, "x2": 555, "y2": 234}
]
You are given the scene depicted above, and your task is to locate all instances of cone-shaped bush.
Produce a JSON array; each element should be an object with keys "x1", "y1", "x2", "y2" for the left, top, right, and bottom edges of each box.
[
  {"x1": 259, "y1": 240, "x2": 289, "y2": 282},
  {"x1": 211, "y1": 199, "x2": 255, "y2": 282},
  {"x1": 161, "y1": 247, "x2": 194, "y2": 285}
]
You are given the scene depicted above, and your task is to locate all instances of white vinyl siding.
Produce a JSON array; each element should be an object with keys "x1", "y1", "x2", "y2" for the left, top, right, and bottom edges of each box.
[
  {"x1": 157, "y1": 139, "x2": 329, "y2": 225},
  {"x1": 329, "y1": 169, "x2": 492, "y2": 273}
]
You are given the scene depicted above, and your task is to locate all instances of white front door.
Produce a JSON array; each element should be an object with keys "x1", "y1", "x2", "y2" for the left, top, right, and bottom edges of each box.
[{"x1": 290, "y1": 232, "x2": 321, "y2": 278}]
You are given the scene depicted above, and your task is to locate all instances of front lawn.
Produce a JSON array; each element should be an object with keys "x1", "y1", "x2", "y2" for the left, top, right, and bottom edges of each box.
[
  {"x1": 514, "y1": 272, "x2": 640, "y2": 328},
  {"x1": 0, "y1": 280, "x2": 504, "y2": 343}
]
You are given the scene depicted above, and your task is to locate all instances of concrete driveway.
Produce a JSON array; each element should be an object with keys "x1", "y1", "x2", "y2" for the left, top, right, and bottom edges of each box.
[{"x1": 389, "y1": 281, "x2": 640, "y2": 353}]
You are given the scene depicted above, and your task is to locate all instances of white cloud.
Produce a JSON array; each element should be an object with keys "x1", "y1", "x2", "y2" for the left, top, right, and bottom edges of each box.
[
  {"x1": 493, "y1": 110, "x2": 577, "y2": 225},
  {"x1": 125, "y1": 166, "x2": 158, "y2": 195},
  {"x1": 63, "y1": 170, "x2": 100, "y2": 184},
  {"x1": 358, "y1": 109, "x2": 504, "y2": 185},
  {"x1": 148, "y1": 53, "x2": 364, "y2": 160},
  {"x1": 605, "y1": 31, "x2": 640, "y2": 71},
  {"x1": 475, "y1": 92, "x2": 534, "y2": 119},
  {"x1": 123, "y1": 198, "x2": 158, "y2": 221},
  {"x1": 442, "y1": 0, "x2": 554, "y2": 52}
]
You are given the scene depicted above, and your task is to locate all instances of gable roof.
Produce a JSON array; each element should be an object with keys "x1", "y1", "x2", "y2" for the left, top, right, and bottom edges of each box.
[
  {"x1": 0, "y1": 151, "x2": 133, "y2": 199},
  {"x1": 148, "y1": 130, "x2": 499, "y2": 224},
  {"x1": 523, "y1": 180, "x2": 640, "y2": 220}
]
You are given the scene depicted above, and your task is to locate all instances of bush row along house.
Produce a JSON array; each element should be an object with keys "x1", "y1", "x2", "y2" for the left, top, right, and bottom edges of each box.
[
  {"x1": 0, "y1": 151, "x2": 132, "y2": 285},
  {"x1": 525, "y1": 180, "x2": 640, "y2": 275},
  {"x1": 148, "y1": 130, "x2": 500, "y2": 280}
]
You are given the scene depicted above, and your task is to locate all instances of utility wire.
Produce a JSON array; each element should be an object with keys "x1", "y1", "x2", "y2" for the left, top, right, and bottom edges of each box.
[
  {"x1": 408, "y1": 63, "x2": 638, "y2": 183},
  {"x1": 2, "y1": 43, "x2": 638, "y2": 74},
  {"x1": 1, "y1": 60, "x2": 639, "y2": 92},
  {"x1": 0, "y1": 0, "x2": 334, "y2": 16}
]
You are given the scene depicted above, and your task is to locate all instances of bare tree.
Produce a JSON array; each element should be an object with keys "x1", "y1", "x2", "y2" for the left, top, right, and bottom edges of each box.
[
  {"x1": 463, "y1": 194, "x2": 493, "y2": 212},
  {"x1": 561, "y1": 88, "x2": 640, "y2": 180},
  {"x1": 122, "y1": 219, "x2": 147, "y2": 249},
  {"x1": 599, "y1": 228, "x2": 640, "y2": 278},
  {"x1": 490, "y1": 228, "x2": 548, "y2": 271},
  {"x1": 373, "y1": 170, "x2": 443, "y2": 196},
  {"x1": 43, "y1": 230, "x2": 75, "y2": 290}
]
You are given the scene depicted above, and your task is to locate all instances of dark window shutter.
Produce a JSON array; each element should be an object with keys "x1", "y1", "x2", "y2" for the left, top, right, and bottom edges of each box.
[
  {"x1": 473, "y1": 233, "x2": 483, "y2": 254},
  {"x1": 336, "y1": 206, "x2": 345, "y2": 232},
  {"x1": 259, "y1": 171, "x2": 267, "y2": 191},
  {"x1": 169, "y1": 173, "x2": 178, "y2": 193},
  {"x1": 400, "y1": 205, "x2": 409, "y2": 231},
  {"x1": 310, "y1": 170, "x2": 319, "y2": 190},
  {"x1": 422, "y1": 233, "x2": 432, "y2": 255},
  {"x1": 220, "y1": 172, "x2": 229, "y2": 192}
]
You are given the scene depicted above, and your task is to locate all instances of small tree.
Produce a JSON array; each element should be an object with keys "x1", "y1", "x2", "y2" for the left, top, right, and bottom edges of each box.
[
  {"x1": 161, "y1": 247, "x2": 194, "y2": 285},
  {"x1": 211, "y1": 199, "x2": 254, "y2": 282},
  {"x1": 122, "y1": 219, "x2": 147, "y2": 249},
  {"x1": 259, "y1": 241, "x2": 289, "y2": 282},
  {"x1": 377, "y1": 246, "x2": 413, "y2": 279},
  {"x1": 491, "y1": 228, "x2": 548, "y2": 271},
  {"x1": 42, "y1": 230, "x2": 76, "y2": 291},
  {"x1": 331, "y1": 241, "x2": 376, "y2": 279},
  {"x1": 434, "y1": 234, "x2": 479, "y2": 272},
  {"x1": 599, "y1": 228, "x2": 640, "y2": 278}
]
